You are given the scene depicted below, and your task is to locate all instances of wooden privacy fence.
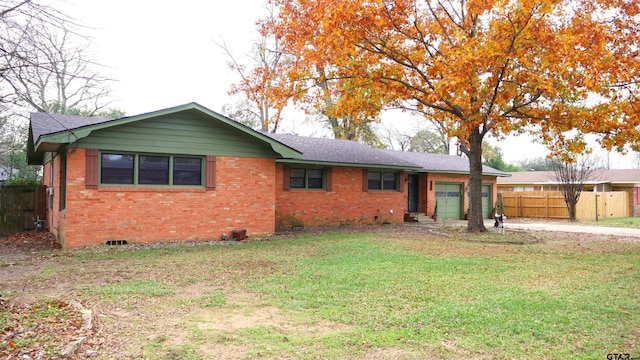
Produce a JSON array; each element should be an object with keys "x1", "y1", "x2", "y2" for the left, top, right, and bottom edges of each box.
[
  {"x1": 501, "y1": 191, "x2": 629, "y2": 220},
  {"x1": 0, "y1": 185, "x2": 47, "y2": 234}
]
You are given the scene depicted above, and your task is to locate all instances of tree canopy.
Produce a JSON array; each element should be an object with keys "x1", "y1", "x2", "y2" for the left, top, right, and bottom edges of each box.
[{"x1": 264, "y1": 0, "x2": 640, "y2": 231}]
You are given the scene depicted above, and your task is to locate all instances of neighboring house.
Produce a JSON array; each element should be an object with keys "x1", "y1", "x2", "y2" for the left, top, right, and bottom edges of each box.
[
  {"x1": 0, "y1": 166, "x2": 19, "y2": 184},
  {"x1": 27, "y1": 102, "x2": 507, "y2": 249},
  {"x1": 497, "y1": 169, "x2": 640, "y2": 216},
  {"x1": 0, "y1": 166, "x2": 9, "y2": 184}
]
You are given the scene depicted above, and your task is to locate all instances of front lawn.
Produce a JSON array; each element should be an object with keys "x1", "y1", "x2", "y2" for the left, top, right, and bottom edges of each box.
[
  {"x1": 1, "y1": 227, "x2": 638, "y2": 359},
  {"x1": 583, "y1": 217, "x2": 640, "y2": 228}
]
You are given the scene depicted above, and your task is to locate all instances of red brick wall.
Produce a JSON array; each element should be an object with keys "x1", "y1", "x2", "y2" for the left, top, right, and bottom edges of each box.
[
  {"x1": 423, "y1": 173, "x2": 498, "y2": 218},
  {"x1": 275, "y1": 165, "x2": 406, "y2": 227},
  {"x1": 54, "y1": 149, "x2": 275, "y2": 249},
  {"x1": 43, "y1": 155, "x2": 67, "y2": 246}
]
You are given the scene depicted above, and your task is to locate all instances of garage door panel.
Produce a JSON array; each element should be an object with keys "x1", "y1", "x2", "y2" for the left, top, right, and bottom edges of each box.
[
  {"x1": 435, "y1": 183, "x2": 462, "y2": 220},
  {"x1": 482, "y1": 184, "x2": 491, "y2": 219}
]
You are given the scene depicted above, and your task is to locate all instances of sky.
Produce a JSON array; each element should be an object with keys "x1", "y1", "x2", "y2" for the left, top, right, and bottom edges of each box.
[{"x1": 61, "y1": 0, "x2": 636, "y2": 169}]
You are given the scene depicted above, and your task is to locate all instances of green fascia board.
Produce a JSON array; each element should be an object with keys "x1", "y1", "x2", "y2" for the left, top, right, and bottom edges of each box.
[
  {"x1": 36, "y1": 128, "x2": 87, "y2": 147},
  {"x1": 27, "y1": 127, "x2": 40, "y2": 165},
  {"x1": 32, "y1": 102, "x2": 302, "y2": 159},
  {"x1": 276, "y1": 159, "x2": 423, "y2": 171}
]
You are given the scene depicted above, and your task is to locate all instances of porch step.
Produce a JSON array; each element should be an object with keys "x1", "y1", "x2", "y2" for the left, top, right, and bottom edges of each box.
[
  {"x1": 415, "y1": 214, "x2": 434, "y2": 223},
  {"x1": 405, "y1": 213, "x2": 434, "y2": 223}
]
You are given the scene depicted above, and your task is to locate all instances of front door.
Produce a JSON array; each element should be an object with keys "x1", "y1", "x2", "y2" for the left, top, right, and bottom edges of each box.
[{"x1": 407, "y1": 175, "x2": 419, "y2": 213}]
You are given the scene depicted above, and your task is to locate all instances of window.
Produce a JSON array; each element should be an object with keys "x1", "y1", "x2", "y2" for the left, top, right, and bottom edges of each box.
[
  {"x1": 368, "y1": 171, "x2": 397, "y2": 191},
  {"x1": 290, "y1": 168, "x2": 306, "y2": 188},
  {"x1": 100, "y1": 152, "x2": 203, "y2": 186},
  {"x1": 174, "y1": 157, "x2": 202, "y2": 185},
  {"x1": 101, "y1": 154, "x2": 134, "y2": 184},
  {"x1": 383, "y1": 172, "x2": 396, "y2": 190},
  {"x1": 307, "y1": 169, "x2": 323, "y2": 188},
  {"x1": 139, "y1": 155, "x2": 169, "y2": 184},
  {"x1": 289, "y1": 168, "x2": 324, "y2": 189},
  {"x1": 368, "y1": 171, "x2": 382, "y2": 190}
]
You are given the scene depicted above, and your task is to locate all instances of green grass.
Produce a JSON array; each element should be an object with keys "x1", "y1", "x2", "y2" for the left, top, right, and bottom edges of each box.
[
  {"x1": 583, "y1": 217, "x2": 640, "y2": 228},
  {"x1": 85, "y1": 280, "x2": 174, "y2": 301},
  {"x1": 177, "y1": 290, "x2": 226, "y2": 308},
  {"x1": 6, "y1": 229, "x2": 640, "y2": 359},
  {"x1": 246, "y1": 234, "x2": 639, "y2": 359}
]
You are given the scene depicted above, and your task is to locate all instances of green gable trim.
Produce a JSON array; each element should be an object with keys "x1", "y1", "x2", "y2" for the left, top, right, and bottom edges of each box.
[
  {"x1": 31, "y1": 103, "x2": 301, "y2": 162},
  {"x1": 276, "y1": 159, "x2": 422, "y2": 172},
  {"x1": 75, "y1": 114, "x2": 277, "y2": 158}
]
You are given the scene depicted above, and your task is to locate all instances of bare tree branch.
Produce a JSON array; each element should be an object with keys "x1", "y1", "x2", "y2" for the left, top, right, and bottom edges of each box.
[{"x1": 552, "y1": 157, "x2": 597, "y2": 221}]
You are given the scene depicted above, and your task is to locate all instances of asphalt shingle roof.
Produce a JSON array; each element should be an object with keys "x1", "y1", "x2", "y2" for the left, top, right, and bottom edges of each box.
[
  {"x1": 498, "y1": 169, "x2": 640, "y2": 184},
  {"x1": 265, "y1": 133, "x2": 419, "y2": 168},
  {"x1": 382, "y1": 149, "x2": 505, "y2": 176},
  {"x1": 267, "y1": 133, "x2": 507, "y2": 175},
  {"x1": 30, "y1": 108, "x2": 507, "y2": 176},
  {"x1": 30, "y1": 112, "x2": 113, "y2": 143}
]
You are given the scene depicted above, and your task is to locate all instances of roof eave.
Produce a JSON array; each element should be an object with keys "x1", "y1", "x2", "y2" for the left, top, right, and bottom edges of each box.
[
  {"x1": 30, "y1": 102, "x2": 303, "y2": 160},
  {"x1": 420, "y1": 170, "x2": 509, "y2": 177},
  {"x1": 276, "y1": 158, "x2": 422, "y2": 171}
]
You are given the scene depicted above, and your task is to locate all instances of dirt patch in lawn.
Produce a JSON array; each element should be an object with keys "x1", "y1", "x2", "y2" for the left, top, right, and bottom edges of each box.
[
  {"x1": 0, "y1": 231, "x2": 355, "y2": 359},
  {"x1": 0, "y1": 231, "x2": 60, "y2": 265}
]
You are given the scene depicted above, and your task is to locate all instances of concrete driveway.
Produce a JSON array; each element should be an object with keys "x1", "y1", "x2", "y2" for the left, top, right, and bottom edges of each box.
[
  {"x1": 482, "y1": 219, "x2": 640, "y2": 238},
  {"x1": 431, "y1": 218, "x2": 640, "y2": 238}
]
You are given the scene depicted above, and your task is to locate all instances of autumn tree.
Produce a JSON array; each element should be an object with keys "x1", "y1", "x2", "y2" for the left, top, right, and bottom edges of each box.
[
  {"x1": 237, "y1": 4, "x2": 385, "y2": 143},
  {"x1": 218, "y1": 37, "x2": 290, "y2": 133},
  {"x1": 217, "y1": 3, "x2": 294, "y2": 133},
  {"x1": 312, "y1": 69, "x2": 385, "y2": 145},
  {"x1": 265, "y1": 0, "x2": 640, "y2": 231}
]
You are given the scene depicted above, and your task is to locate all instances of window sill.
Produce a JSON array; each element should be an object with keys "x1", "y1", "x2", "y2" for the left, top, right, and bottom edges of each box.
[{"x1": 97, "y1": 186, "x2": 206, "y2": 193}]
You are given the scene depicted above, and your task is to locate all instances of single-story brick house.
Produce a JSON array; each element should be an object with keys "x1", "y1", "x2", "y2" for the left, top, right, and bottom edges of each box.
[
  {"x1": 497, "y1": 169, "x2": 640, "y2": 216},
  {"x1": 27, "y1": 102, "x2": 507, "y2": 249}
]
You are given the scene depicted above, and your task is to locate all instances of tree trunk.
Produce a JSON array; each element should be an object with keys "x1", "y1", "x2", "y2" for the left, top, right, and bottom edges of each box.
[
  {"x1": 466, "y1": 130, "x2": 487, "y2": 232},
  {"x1": 568, "y1": 201, "x2": 577, "y2": 222},
  {"x1": 564, "y1": 192, "x2": 578, "y2": 222}
]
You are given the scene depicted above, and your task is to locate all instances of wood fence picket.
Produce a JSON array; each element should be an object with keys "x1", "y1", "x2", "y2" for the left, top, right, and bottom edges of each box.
[
  {"x1": 500, "y1": 191, "x2": 629, "y2": 220},
  {"x1": 0, "y1": 185, "x2": 47, "y2": 234}
]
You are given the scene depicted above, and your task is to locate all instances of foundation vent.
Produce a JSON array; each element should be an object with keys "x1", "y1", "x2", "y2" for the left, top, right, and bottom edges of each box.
[{"x1": 105, "y1": 240, "x2": 128, "y2": 246}]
